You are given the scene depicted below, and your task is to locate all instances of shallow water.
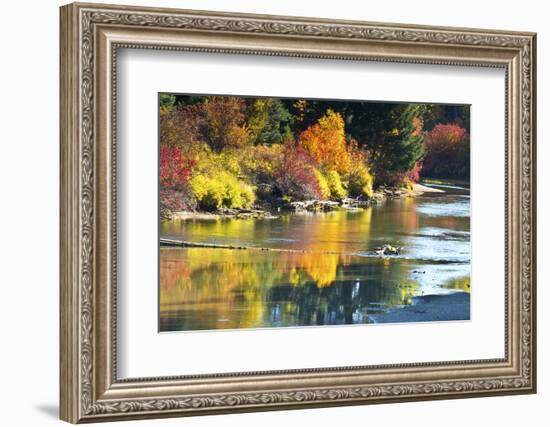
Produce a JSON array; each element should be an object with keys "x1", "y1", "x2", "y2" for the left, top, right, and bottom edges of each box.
[{"x1": 159, "y1": 184, "x2": 470, "y2": 331}]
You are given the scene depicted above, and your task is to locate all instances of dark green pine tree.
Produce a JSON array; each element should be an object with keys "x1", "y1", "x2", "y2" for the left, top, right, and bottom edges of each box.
[
  {"x1": 247, "y1": 98, "x2": 293, "y2": 145},
  {"x1": 159, "y1": 93, "x2": 176, "y2": 112},
  {"x1": 374, "y1": 104, "x2": 427, "y2": 175}
]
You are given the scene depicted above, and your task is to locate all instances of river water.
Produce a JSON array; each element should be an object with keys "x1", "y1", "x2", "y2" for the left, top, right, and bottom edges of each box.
[{"x1": 159, "y1": 183, "x2": 470, "y2": 332}]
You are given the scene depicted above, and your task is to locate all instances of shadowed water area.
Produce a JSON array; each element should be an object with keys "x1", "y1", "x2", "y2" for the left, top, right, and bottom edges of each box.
[{"x1": 159, "y1": 183, "x2": 470, "y2": 332}]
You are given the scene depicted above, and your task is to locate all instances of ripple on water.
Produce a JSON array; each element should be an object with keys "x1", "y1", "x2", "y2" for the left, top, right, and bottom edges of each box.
[{"x1": 415, "y1": 199, "x2": 471, "y2": 217}]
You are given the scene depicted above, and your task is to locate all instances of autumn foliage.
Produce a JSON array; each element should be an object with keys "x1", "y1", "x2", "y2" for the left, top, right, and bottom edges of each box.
[
  {"x1": 295, "y1": 110, "x2": 373, "y2": 199},
  {"x1": 376, "y1": 161, "x2": 423, "y2": 189},
  {"x1": 160, "y1": 147, "x2": 195, "y2": 187},
  {"x1": 158, "y1": 94, "x2": 469, "y2": 217},
  {"x1": 201, "y1": 96, "x2": 250, "y2": 151},
  {"x1": 275, "y1": 142, "x2": 328, "y2": 200},
  {"x1": 159, "y1": 147, "x2": 196, "y2": 218},
  {"x1": 298, "y1": 109, "x2": 352, "y2": 174},
  {"x1": 422, "y1": 124, "x2": 469, "y2": 179}
]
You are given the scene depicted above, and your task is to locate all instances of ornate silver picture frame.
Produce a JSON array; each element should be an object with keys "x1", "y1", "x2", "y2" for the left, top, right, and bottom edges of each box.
[{"x1": 60, "y1": 2, "x2": 536, "y2": 423}]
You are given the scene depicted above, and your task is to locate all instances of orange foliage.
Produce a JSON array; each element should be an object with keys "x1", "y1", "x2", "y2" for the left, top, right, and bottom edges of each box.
[{"x1": 297, "y1": 110, "x2": 352, "y2": 174}]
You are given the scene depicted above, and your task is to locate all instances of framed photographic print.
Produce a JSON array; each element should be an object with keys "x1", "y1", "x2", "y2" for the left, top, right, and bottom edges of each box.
[{"x1": 60, "y1": 2, "x2": 537, "y2": 423}]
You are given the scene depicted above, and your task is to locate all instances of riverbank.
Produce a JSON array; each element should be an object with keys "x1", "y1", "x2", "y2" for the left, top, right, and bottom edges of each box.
[
  {"x1": 168, "y1": 183, "x2": 440, "y2": 221},
  {"x1": 368, "y1": 292, "x2": 470, "y2": 324},
  {"x1": 170, "y1": 208, "x2": 278, "y2": 221}
]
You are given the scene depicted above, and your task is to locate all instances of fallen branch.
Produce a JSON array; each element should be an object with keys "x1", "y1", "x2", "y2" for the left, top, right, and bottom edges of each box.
[
  {"x1": 159, "y1": 238, "x2": 465, "y2": 264},
  {"x1": 160, "y1": 238, "x2": 340, "y2": 254}
]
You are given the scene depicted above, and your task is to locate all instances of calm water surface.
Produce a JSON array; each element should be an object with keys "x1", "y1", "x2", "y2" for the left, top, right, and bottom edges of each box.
[{"x1": 159, "y1": 184, "x2": 470, "y2": 331}]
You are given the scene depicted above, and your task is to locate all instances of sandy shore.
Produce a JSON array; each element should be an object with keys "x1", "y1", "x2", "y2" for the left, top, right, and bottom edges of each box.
[
  {"x1": 368, "y1": 292, "x2": 470, "y2": 324},
  {"x1": 412, "y1": 183, "x2": 445, "y2": 194}
]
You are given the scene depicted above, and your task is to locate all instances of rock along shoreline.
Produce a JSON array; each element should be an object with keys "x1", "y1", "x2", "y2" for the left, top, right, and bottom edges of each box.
[{"x1": 168, "y1": 183, "x2": 441, "y2": 221}]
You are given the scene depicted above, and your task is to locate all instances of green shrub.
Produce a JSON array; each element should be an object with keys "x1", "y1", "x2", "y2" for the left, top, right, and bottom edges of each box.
[{"x1": 326, "y1": 170, "x2": 348, "y2": 199}]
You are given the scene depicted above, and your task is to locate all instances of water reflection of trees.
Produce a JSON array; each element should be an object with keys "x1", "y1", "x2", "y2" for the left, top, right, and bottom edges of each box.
[
  {"x1": 159, "y1": 199, "x2": 470, "y2": 331},
  {"x1": 441, "y1": 276, "x2": 470, "y2": 293},
  {"x1": 160, "y1": 208, "x2": 373, "y2": 253},
  {"x1": 160, "y1": 247, "x2": 421, "y2": 331}
]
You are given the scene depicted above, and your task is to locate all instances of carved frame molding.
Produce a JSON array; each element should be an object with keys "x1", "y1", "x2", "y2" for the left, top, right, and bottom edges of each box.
[{"x1": 60, "y1": 2, "x2": 536, "y2": 423}]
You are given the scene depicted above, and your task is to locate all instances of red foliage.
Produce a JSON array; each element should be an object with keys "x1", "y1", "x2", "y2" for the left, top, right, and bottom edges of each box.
[
  {"x1": 377, "y1": 161, "x2": 423, "y2": 187},
  {"x1": 159, "y1": 146, "x2": 196, "y2": 216},
  {"x1": 160, "y1": 146, "x2": 195, "y2": 188},
  {"x1": 406, "y1": 161, "x2": 423, "y2": 183},
  {"x1": 428, "y1": 123, "x2": 467, "y2": 143},
  {"x1": 275, "y1": 142, "x2": 324, "y2": 200},
  {"x1": 423, "y1": 124, "x2": 469, "y2": 179}
]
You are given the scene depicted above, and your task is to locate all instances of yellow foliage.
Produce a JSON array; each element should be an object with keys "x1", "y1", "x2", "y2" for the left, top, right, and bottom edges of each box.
[
  {"x1": 293, "y1": 99, "x2": 308, "y2": 125},
  {"x1": 193, "y1": 145, "x2": 248, "y2": 177},
  {"x1": 190, "y1": 171, "x2": 256, "y2": 210},
  {"x1": 318, "y1": 108, "x2": 345, "y2": 136},
  {"x1": 347, "y1": 163, "x2": 374, "y2": 198},
  {"x1": 326, "y1": 170, "x2": 348, "y2": 199},
  {"x1": 247, "y1": 98, "x2": 272, "y2": 143},
  {"x1": 403, "y1": 177, "x2": 414, "y2": 191},
  {"x1": 240, "y1": 144, "x2": 283, "y2": 176},
  {"x1": 313, "y1": 169, "x2": 331, "y2": 200}
]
